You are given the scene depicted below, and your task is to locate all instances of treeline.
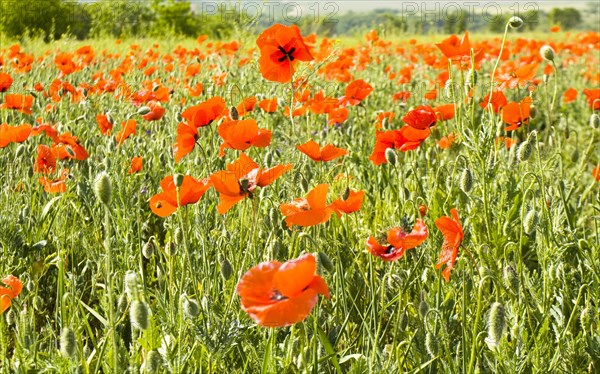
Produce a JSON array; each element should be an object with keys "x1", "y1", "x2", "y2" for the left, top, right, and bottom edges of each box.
[{"x1": 0, "y1": 0, "x2": 597, "y2": 42}]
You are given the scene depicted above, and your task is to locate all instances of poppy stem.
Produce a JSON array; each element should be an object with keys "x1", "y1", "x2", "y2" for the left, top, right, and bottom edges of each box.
[{"x1": 487, "y1": 23, "x2": 510, "y2": 115}]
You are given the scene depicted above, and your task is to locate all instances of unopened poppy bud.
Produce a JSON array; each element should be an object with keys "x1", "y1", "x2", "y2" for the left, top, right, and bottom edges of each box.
[
  {"x1": 5, "y1": 309, "x2": 15, "y2": 326},
  {"x1": 142, "y1": 240, "x2": 155, "y2": 259},
  {"x1": 459, "y1": 168, "x2": 473, "y2": 192},
  {"x1": 425, "y1": 332, "x2": 439, "y2": 357},
  {"x1": 418, "y1": 204, "x2": 428, "y2": 217},
  {"x1": 399, "y1": 311, "x2": 409, "y2": 330},
  {"x1": 590, "y1": 113, "x2": 600, "y2": 129},
  {"x1": 517, "y1": 140, "x2": 533, "y2": 162},
  {"x1": 444, "y1": 79, "x2": 455, "y2": 99},
  {"x1": 529, "y1": 104, "x2": 537, "y2": 119},
  {"x1": 229, "y1": 106, "x2": 239, "y2": 120},
  {"x1": 15, "y1": 144, "x2": 26, "y2": 158},
  {"x1": 145, "y1": 350, "x2": 162, "y2": 373},
  {"x1": 342, "y1": 187, "x2": 350, "y2": 201},
  {"x1": 173, "y1": 174, "x2": 184, "y2": 188},
  {"x1": 571, "y1": 149, "x2": 579, "y2": 163},
  {"x1": 385, "y1": 148, "x2": 397, "y2": 165},
  {"x1": 65, "y1": 146, "x2": 76, "y2": 158},
  {"x1": 106, "y1": 113, "x2": 114, "y2": 125},
  {"x1": 503, "y1": 265, "x2": 519, "y2": 294},
  {"x1": 94, "y1": 172, "x2": 112, "y2": 206},
  {"x1": 318, "y1": 252, "x2": 334, "y2": 273},
  {"x1": 466, "y1": 68, "x2": 478, "y2": 86},
  {"x1": 580, "y1": 307, "x2": 595, "y2": 331},
  {"x1": 508, "y1": 16, "x2": 523, "y2": 29},
  {"x1": 137, "y1": 106, "x2": 152, "y2": 115},
  {"x1": 174, "y1": 227, "x2": 183, "y2": 245},
  {"x1": 182, "y1": 297, "x2": 200, "y2": 318},
  {"x1": 523, "y1": 209, "x2": 539, "y2": 235},
  {"x1": 268, "y1": 208, "x2": 278, "y2": 228},
  {"x1": 418, "y1": 300, "x2": 429, "y2": 319},
  {"x1": 239, "y1": 178, "x2": 249, "y2": 192},
  {"x1": 130, "y1": 300, "x2": 149, "y2": 330},
  {"x1": 540, "y1": 45, "x2": 555, "y2": 62},
  {"x1": 219, "y1": 257, "x2": 233, "y2": 281},
  {"x1": 60, "y1": 327, "x2": 77, "y2": 359},
  {"x1": 152, "y1": 84, "x2": 161, "y2": 92},
  {"x1": 485, "y1": 302, "x2": 505, "y2": 349},
  {"x1": 124, "y1": 271, "x2": 139, "y2": 299},
  {"x1": 118, "y1": 293, "x2": 128, "y2": 313},
  {"x1": 300, "y1": 178, "x2": 309, "y2": 192}
]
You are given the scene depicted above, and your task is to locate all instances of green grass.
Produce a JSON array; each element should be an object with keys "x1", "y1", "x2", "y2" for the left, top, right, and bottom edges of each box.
[{"x1": 0, "y1": 24, "x2": 599, "y2": 373}]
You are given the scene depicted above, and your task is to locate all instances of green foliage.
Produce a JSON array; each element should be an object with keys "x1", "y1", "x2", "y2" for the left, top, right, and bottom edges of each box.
[{"x1": 548, "y1": 7, "x2": 583, "y2": 30}]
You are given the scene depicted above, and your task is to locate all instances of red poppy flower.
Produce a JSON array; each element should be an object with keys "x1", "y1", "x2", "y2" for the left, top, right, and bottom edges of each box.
[
  {"x1": 339, "y1": 79, "x2": 373, "y2": 106},
  {"x1": 331, "y1": 189, "x2": 364, "y2": 216},
  {"x1": 210, "y1": 153, "x2": 291, "y2": 214},
  {"x1": 496, "y1": 63, "x2": 538, "y2": 90},
  {"x1": 563, "y1": 88, "x2": 577, "y2": 103},
  {"x1": 217, "y1": 119, "x2": 272, "y2": 157},
  {"x1": 592, "y1": 165, "x2": 600, "y2": 182},
  {"x1": 433, "y1": 104, "x2": 455, "y2": 121},
  {"x1": 583, "y1": 88, "x2": 600, "y2": 110},
  {"x1": 502, "y1": 97, "x2": 532, "y2": 131},
  {"x1": 256, "y1": 24, "x2": 314, "y2": 83},
  {"x1": 115, "y1": 119, "x2": 136, "y2": 144},
  {"x1": 280, "y1": 184, "x2": 336, "y2": 228},
  {"x1": 366, "y1": 219, "x2": 428, "y2": 261},
  {"x1": 435, "y1": 32, "x2": 483, "y2": 69},
  {"x1": 480, "y1": 91, "x2": 508, "y2": 113},
  {"x1": 53, "y1": 132, "x2": 89, "y2": 160},
  {"x1": 149, "y1": 175, "x2": 212, "y2": 217},
  {"x1": 188, "y1": 82, "x2": 204, "y2": 97},
  {"x1": 96, "y1": 114, "x2": 113, "y2": 135},
  {"x1": 0, "y1": 275, "x2": 22, "y2": 314},
  {"x1": 235, "y1": 96, "x2": 257, "y2": 117},
  {"x1": 142, "y1": 101, "x2": 166, "y2": 121},
  {"x1": 0, "y1": 123, "x2": 31, "y2": 148},
  {"x1": 402, "y1": 106, "x2": 437, "y2": 130},
  {"x1": 0, "y1": 94, "x2": 34, "y2": 114},
  {"x1": 437, "y1": 133, "x2": 456, "y2": 149},
  {"x1": 128, "y1": 157, "x2": 143, "y2": 174},
  {"x1": 328, "y1": 107, "x2": 348, "y2": 126},
  {"x1": 34, "y1": 144, "x2": 57, "y2": 174},
  {"x1": 296, "y1": 140, "x2": 348, "y2": 162},
  {"x1": 258, "y1": 98, "x2": 278, "y2": 113},
  {"x1": 0, "y1": 73, "x2": 13, "y2": 92},
  {"x1": 237, "y1": 253, "x2": 330, "y2": 327},
  {"x1": 435, "y1": 208, "x2": 464, "y2": 282},
  {"x1": 174, "y1": 122, "x2": 199, "y2": 163},
  {"x1": 181, "y1": 96, "x2": 227, "y2": 128},
  {"x1": 39, "y1": 169, "x2": 69, "y2": 194}
]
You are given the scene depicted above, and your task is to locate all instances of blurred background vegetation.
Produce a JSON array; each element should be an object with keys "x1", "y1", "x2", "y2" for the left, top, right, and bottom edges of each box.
[{"x1": 0, "y1": 0, "x2": 598, "y2": 42}]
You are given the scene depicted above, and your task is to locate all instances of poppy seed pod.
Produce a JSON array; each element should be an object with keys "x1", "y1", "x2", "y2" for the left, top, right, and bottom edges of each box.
[
  {"x1": 93, "y1": 172, "x2": 112, "y2": 206},
  {"x1": 137, "y1": 106, "x2": 152, "y2": 116},
  {"x1": 540, "y1": 45, "x2": 555, "y2": 62},
  {"x1": 459, "y1": 168, "x2": 473, "y2": 192},
  {"x1": 508, "y1": 16, "x2": 524, "y2": 29},
  {"x1": 130, "y1": 300, "x2": 149, "y2": 330},
  {"x1": 523, "y1": 209, "x2": 539, "y2": 235},
  {"x1": 486, "y1": 302, "x2": 506, "y2": 349},
  {"x1": 173, "y1": 174, "x2": 184, "y2": 188},
  {"x1": 384, "y1": 148, "x2": 397, "y2": 165},
  {"x1": 60, "y1": 327, "x2": 77, "y2": 359},
  {"x1": 590, "y1": 113, "x2": 600, "y2": 129}
]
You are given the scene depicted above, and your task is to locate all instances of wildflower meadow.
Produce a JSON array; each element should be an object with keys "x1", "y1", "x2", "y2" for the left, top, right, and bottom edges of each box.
[{"x1": 0, "y1": 2, "x2": 599, "y2": 373}]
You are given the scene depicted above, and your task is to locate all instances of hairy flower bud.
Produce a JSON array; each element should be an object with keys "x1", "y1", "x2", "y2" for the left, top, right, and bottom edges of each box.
[
  {"x1": 130, "y1": 300, "x2": 149, "y2": 330},
  {"x1": 540, "y1": 45, "x2": 555, "y2": 62},
  {"x1": 485, "y1": 302, "x2": 506, "y2": 349},
  {"x1": 94, "y1": 172, "x2": 112, "y2": 206},
  {"x1": 385, "y1": 148, "x2": 397, "y2": 165},
  {"x1": 60, "y1": 327, "x2": 77, "y2": 359},
  {"x1": 508, "y1": 16, "x2": 523, "y2": 29}
]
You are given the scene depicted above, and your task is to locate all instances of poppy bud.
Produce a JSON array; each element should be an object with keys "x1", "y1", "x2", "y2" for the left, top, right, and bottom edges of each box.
[
  {"x1": 145, "y1": 350, "x2": 162, "y2": 373},
  {"x1": 60, "y1": 327, "x2": 77, "y2": 359},
  {"x1": 485, "y1": 302, "x2": 505, "y2": 349},
  {"x1": 173, "y1": 174, "x2": 184, "y2": 188},
  {"x1": 508, "y1": 16, "x2": 523, "y2": 29},
  {"x1": 399, "y1": 311, "x2": 409, "y2": 330},
  {"x1": 130, "y1": 300, "x2": 149, "y2": 330},
  {"x1": 540, "y1": 45, "x2": 555, "y2": 62},
  {"x1": 26, "y1": 279, "x2": 35, "y2": 292},
  {"x1": 444, "y1": 79, "x2": 455, "y2": 99},
  {"x1": 106, "y1": 113, "x2": 114, "y2": 125},
  {"x1": 137, "y1": 106, "x2": 151, "y2": 116},
  {"x1": 503, "y1": 265, "x2": 519, "y2": 294},
  {"x1": 269, "y1": 208, "x2": 278, "y2": 228},
  {"x1": 580, "y1": 306, "x2": 595, "y2": 331},
  {"x1": 229, "y1": 106, "x2": 239, "y2": 120},
  {"x1": 516, "y1": 140, "x2": 533, "y2": 162},
  {"x1": 425, "y1": 332, "x2": 439, "y2": 357},
  {"x1": 174, "y1": 227, "x2": 183, "y2": 246},
  {"x1": 124, "y1": 271, "x2": 140, "y2": 299},
  {"x1": 384, "y1": 148, "x2": 397, "y2": 165},
  {"x1": 571, "y1": 149, "x2": 579, "y2": 163},
  {"x1": 5, "y1": 309, "x2": 15, "y2": 326},
  {"x1": 529, "y1": 104, "x2": 537, "y2": 119},
  {"x1": 418, "y1": 299, "x2": 429, "y2": 319},
  {"x1": 165, "y1": 241, "x2": 175, "y2": 256},
  {"x1": 142, "y1": 240, "x2": 155, "y2": 259},
  {"x1": 219, "y1": 257, "x2": 233, "y2": 281},
  {"x1": 342, "y1": 187, "x2": 350, "y2": 201},
  {"x1": 300, "y1": 178, "x2": 309, "y2": 193},
  {"x1": 15, "y1": 144, "x2": 26, "y2": 158},
  {"x1": 65, "y1": 146, "x2": 76, "y2": 158},
  {"x1": 523, "y1": 209, "x2": 539, "y2": 235},
  {"x1": 182, "y1": 296, "x2": 200, "y2": 318},
  {"x1": 318, "y1": 252, "x2": 334, "y2": 273},
  {"x1": 118, "y1": 293, "x2": 128, "y2": 313},
  {"x1": 418, "y1": 204, "x2": 428, "y2": 217},
  {"x1": 466, "y1": 68, "x2": 478, "y2": 86},
  {"x1": 459, "y1": 168, "x2": 473, "y2": 192},
  {"x1": 93, "y1": 172, "x2": 112, "y2": 206},
  {"x1": 590, "y1": 113, "x2": 600, "y2": 129},
  {"x1": 239, "y1": 178, "x2": 249, "y2": 192}
]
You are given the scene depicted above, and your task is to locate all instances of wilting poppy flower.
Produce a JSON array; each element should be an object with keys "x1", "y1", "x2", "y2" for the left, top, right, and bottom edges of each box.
[
  {"x1": 128, "y1": 156, "x2": 143, "y2": 174},
  {"x1": 181, "y1": 96, "x2": 227, "y2": 128},
  {"x1": 0, "y1": 94, "x2": 34, "y2": 114},
  {"x1": 339, "y1": 79, "x2": 373, "y2": 106},
  {"x1": 366, "y1": 219, "x2": 428, "y2": 261},
  {"x1": 217, "y1": 119, "x2": 272, "y2": 157},
  {"x1": 256, "y1": 24, "x2": 314, "y2": 83},
  {"x1": 115, "y1": 119, "x2": 136, "y2": 144},
  {"x1": 296, "y1": 140, "x2": 348, "y2": 162},
  {"x1": 0, "y1": 73, "x2": 13, "y2": 92},
  {"x1": 402, "y1": 106, "x2": 437, "y2": 130},
  {"x1": 437, "y1": 133, "x2": 456, "y2": 149},
  {"x1": 502, "y1": 97, "x2": 532, "y2": 131},
  {"x1": 331, "y1": 189, "x2": 364, "y2": 215},
  {"x1": 149, "y1": 175, "x2": 212, "y2": 217},
  {"x1": 174, "y1": 122, "x2": 199, "y2": 163},
  {"x1": 39, "y1": 169, "x2": 69, "y2": 194},
  {"x1": 0, "y1": 275, "x2": 22, "y2": 313},
  {"x1": 280, "y1": 184, "x2": 335, "y2": 227},
  {"x1": 210, "y1": 153, "x2": 292, "y2": 214},
  {"x1": 34, "y1": 144, "x2": 57, "y2": 174},
  {"x1": 583, "y1": 88, "x2": 600, "y2": 110},
  {"x1": 0, "y1": 123, "x2": 31, "y2": 147},
  {"x1": 237, "y1": 253, "x2": 330, "y2": 327},
  {"x1": 592, "y1": 165, "x2": 600, "y2": 182},
  {"x1": 96, "y1": 114, "x2": 113, "y2": 135},
  {"x1": 435, "y1": 208, "x2": 464, "y2": 282},
  {"x1": 480, "y1": 91, "x2": 507, "y2": 113},
  {"x1": 258, "y1": 98, "x2": 278, "y2": 113}
]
